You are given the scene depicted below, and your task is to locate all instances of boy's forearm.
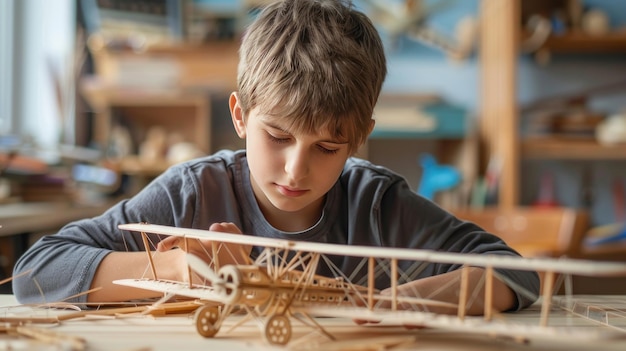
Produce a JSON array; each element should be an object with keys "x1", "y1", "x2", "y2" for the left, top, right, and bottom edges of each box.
[
  {"x1": 394, "y1": 267, "x2": 516, "y2": 315},
  {"x1": 88, "y1": 249, "x2": 186, "y2": 303}
]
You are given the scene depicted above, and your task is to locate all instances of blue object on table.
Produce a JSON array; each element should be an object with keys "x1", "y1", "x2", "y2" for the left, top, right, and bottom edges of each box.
[
  {"x1": 417, "y1": 153, "x2": 461, "y2": 200},
  {"x1": 585, "y1": 224, "x2": 626, "y2": 246}
]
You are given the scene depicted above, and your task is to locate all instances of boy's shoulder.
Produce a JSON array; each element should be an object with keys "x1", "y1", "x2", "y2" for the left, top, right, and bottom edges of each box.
[
  {"x1": 342, "y1": 157, "x2": 405, "y2": 184},
  {"x1": 170, "y1": 149, "x2": 246, "y2": 174}
]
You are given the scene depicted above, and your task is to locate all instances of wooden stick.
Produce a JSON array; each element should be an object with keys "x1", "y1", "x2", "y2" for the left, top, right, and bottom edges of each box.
[
  {"x1": 61, "y1": 287, "x2": 102, "y2": 302},
  {"x1": 0, "y1": 269, "x2": 32, "y2": 286},
  {"x1": 239, "y1": 245, "x2": 253, "y2": 265},
  {"x1": 141, "y1": 232, "x2": 157, "y2": 280},
  {"x1": 484, "y1": 266, "x2": 494, "y2": 321},
  {"x1": 14, "y1": 325, "x2": 86, "y2": 351},
  {"x1": 458, "y1": 265, "x2": 470, "y2": 320},
  {"x1": 540, "y1": 270, "x2": 555, "y2": 327},
  {"x1": 0, "y1": 316, "x2": 60, "y2": 324},
  {"x1": 368, "y1": 256, "x2": 375, "y2": 310},
  {"x1": 184, "y1": 237, "x2": 193, "y2": 287},
  {"x1": 57, "y1": 300, "x2": 201, "y2": 321},
  {"x1": 211, "y1": 241, "x2": 220, "y2": 270},
  {"x1": 391, "y1": 258, "x2": 398, "y2": 311}
]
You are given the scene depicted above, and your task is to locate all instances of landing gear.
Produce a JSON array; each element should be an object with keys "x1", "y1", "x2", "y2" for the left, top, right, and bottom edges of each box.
[
  {"x1": 264, "y1": 314, "x2": 292, "y2": 346},
  {"x1": 195, "y1": 305, "x2": 221, "y2": 338}
]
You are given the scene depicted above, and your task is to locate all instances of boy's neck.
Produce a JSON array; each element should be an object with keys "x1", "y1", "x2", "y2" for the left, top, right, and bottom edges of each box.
[{"x1": 260, "y1": 197, "x2": 325, "y2": 233}]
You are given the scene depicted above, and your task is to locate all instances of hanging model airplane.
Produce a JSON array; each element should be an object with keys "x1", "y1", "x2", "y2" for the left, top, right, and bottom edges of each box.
[
  {"x1": 359, "y1": 0, "x2": 479, "y2": 61},
  {"x1": 114, "y1": 222, "x2": 626, "y2": 347}
]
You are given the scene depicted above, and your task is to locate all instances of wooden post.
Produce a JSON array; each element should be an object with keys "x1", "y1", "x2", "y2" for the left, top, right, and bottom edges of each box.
[{"x1": 480, "y1": 0, "x2": 520, "y2": 209}]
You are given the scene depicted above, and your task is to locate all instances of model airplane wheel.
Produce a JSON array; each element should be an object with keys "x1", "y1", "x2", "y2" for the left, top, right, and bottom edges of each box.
[
  {"x1": 194, "y1": 305, "x2": 221, "y2": 338},
  {"x1": 264, "y1": 314, "x2": 292, "y2": 346}
]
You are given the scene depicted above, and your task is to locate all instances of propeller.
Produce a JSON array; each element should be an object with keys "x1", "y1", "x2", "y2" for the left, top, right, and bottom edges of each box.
[{"x1": 186, "y1": 253, "x2": 225, "y2": 290}]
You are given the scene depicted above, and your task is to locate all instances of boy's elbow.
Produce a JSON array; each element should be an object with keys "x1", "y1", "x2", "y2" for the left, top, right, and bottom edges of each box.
[{"x1": 11, "y1": 273, "x2": 38, "y2": 304}]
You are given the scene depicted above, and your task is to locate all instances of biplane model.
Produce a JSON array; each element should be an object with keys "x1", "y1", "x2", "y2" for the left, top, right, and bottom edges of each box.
[
  {"x1": 360, "y1": 0, "x2": 478, "y2": 61},
  {"x1": 115, "y1": 223, "x2": 626, "y2": 346}
]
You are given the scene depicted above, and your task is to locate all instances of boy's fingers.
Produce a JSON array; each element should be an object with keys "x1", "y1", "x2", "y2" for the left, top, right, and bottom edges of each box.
[
  {"x1": 209, "y1": 222, "x2": 243, "y2": 234},
  {"x1": 156, "y1": 236, "x2": 179, "y2": 251}
]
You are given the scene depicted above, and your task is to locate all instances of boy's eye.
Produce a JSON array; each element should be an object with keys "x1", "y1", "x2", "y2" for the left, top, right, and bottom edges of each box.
[
  {"x1": 317, "y1": 145, "x2": 339, "y2": 155},
  {"x1": 266, "y1": 131, "x2": 340, "y2": 155},
  {"x1": 267, "y1": 133, "x2": 290, "y2": 144}
]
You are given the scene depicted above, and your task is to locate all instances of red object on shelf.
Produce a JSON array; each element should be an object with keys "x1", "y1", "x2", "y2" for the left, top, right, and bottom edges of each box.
[{"x1": 533, "y1": 172, "x2": 559, "y2": 208}]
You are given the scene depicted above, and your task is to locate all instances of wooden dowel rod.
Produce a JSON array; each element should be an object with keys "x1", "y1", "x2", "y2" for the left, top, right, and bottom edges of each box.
[{"x1": 141, "y1": 232, "x2": 157, "y2": 280}]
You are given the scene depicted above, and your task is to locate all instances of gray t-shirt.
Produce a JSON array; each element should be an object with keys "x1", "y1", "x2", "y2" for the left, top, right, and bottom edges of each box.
[{"x1": 13, "y1": 149, "x2": 539, "y2": 309}]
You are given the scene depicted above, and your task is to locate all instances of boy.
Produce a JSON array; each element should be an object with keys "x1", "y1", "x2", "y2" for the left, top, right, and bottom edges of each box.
[{"x1": 13, "y1": 0, "x2": 539, "y2": 315}]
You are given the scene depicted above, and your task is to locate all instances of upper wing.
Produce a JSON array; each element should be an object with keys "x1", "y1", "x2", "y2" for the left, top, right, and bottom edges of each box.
[{"x1": 118, "y1": 223, "x2": 626, "y2": 277}]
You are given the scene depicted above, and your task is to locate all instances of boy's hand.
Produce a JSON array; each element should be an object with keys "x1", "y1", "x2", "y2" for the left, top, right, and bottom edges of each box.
[
  {"x1": 156, "y1": 222, "x2": 252, "y2": 275},
  {"x1": 156, "y1": 222, "x2": 243, "y2": 252},
  {"x1": 352, "y1": 282, "x2": 424, "y2": 327}
]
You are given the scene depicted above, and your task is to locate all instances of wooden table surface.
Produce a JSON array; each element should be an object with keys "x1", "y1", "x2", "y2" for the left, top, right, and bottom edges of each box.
[
  {"x1": 0, "y1": 201, "x2": 112, "y2": 237},
  {"x1": 0, "y1": 201, "x2": 114, "y2": 290},
  {"x1": 2, "y1": 294, "x2": 626, "y2": 351}
]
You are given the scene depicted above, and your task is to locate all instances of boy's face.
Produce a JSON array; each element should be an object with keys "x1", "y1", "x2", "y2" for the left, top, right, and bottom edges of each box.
[{"x1": 229, "y1": 93, "x2": 351, "y2": 228}]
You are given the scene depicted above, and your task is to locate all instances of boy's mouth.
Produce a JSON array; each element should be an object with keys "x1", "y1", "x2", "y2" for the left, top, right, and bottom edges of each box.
[{"x1": 275, "y1": 184, "x2": 308, "y2": 197}]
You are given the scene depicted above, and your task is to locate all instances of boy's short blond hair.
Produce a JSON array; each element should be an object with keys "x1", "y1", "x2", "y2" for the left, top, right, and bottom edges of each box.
[{"x1": 237, "y1": 0, "x2": 387, "y2": 153}]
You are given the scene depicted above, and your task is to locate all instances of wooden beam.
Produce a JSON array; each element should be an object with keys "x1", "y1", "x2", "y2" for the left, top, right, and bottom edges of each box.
[{"x1": 479, "y1": 0, "x2": 520, "y2": 208}]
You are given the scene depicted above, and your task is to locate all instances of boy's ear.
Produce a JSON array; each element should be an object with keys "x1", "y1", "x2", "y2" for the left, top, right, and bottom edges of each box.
[
  {"x1": 367, "y1": 119, "x2": 375, "y2": 136},
  {"x1": 229, "y1": 92, "x2": 247, "y2": 139},
  {"x1": 352, "y1": 119, "x2": 376, "y2": 156}
]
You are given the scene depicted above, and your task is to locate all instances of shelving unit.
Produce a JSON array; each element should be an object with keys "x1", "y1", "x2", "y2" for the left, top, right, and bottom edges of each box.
[
  {"x1": 522, "y1": 138, "x2": 626, "y2": 160},
  {"x1": 479, "y1": 1, "x2": 626, "y2": 270},
  {"x1": 538, "y1": 32, "x2": 626, "y2": 54},
  {"x1": 80, "y1": 41, "x2": 239, "y2": 180},
  {"x1": 361, "y1": 94, "x2": 476, "y2": 207},
  {"x1": 480, "y1": 0, "x2": 626, "y2": 208}
]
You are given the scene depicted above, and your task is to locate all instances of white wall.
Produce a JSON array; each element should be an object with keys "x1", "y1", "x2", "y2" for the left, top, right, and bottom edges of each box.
[
  {"x1": 13, "y1": 0, "x2": 75, "y2": 149},
  {"x1": 0, "y1": 1, "x2": 15, "y2": 135}
]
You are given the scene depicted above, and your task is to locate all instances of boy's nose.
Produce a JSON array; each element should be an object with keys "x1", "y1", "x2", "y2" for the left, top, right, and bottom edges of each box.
[{"x1": 284, "y1": 147, "x2": 310, "y2": 182}]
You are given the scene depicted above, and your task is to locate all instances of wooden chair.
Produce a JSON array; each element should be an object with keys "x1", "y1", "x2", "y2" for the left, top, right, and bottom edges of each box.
[{"x1": 453, "y1": 207, "x2": 589, "y2": 259}]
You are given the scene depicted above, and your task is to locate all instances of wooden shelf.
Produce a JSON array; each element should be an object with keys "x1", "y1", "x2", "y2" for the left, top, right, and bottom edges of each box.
[
  {"x1": 89, "y1": 41, "x2": 239, "y2": 90},
  {"x1": 522, "y1": 138, "x2": 626, "y2": 160},
  {"x1": 540, "y1": 31, "x2": 626, "y2": 54},
  {"x1": 80, "y1": 77, "x2": 212, "y2": 155},
  {"x1": 581, "y1": 241, "x2": 626, "y2": 262}
]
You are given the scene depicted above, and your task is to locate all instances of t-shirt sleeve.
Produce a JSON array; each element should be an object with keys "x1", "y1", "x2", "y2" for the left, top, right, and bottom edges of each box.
[{"x1": 12, "y1": 163, "x2": 200, "y2": 305}]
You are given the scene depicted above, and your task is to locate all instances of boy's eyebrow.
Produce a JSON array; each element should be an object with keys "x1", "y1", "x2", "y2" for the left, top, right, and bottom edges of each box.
[{"x1": 263, "y1": 120, "x2": 348, "y2": 145}]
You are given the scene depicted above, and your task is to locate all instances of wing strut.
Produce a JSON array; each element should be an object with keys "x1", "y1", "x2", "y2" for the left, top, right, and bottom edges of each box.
[
  {"x1": 484, "y1": 265, "x2": 494, "y2": 321},
  {"x1": 390, "y1": 258, "x2": 399, "y2": 311},
  {"x1": 540, "y1": 270, "x2": 555, "y2": 327},
  {"x1": 141, "y1": 231, "x2": 158, "y2": 280},
  {"x1": 457, "y1": 265, "x2": 470, "y2": 320},
  {"x1": 368, "y1": 256, "x2": 375, "y2": 310}
]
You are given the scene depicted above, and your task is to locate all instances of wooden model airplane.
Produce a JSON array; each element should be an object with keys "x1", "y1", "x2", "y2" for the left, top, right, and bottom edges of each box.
[
  {"x1": 360, "y1": 0, "x2": 478, "y2": 61},
  {"x1": 114, "y1": 223, "x2": 626, "y2": 346}
]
